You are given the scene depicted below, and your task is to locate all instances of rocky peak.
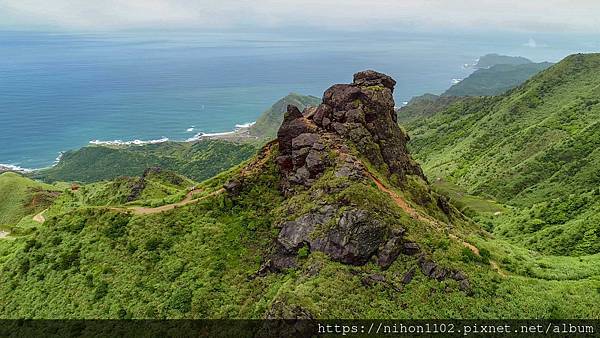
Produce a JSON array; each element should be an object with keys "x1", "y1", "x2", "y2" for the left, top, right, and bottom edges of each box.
[
  {"x1": 245, "y1": 71, "x2": 469, "y2": 290},
  {"x1": 276, "y1": 70, "x2": 425, "y2": 193}
]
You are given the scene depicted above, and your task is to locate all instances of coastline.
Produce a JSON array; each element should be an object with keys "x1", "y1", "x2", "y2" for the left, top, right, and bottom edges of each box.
[
  {"x1": 0, "y1": 164, "x2": 33, "y2": 174},
  {"x1": 185, "y1": 122, "x2": 258, "y2": 143},
  {"x1": 1, "y1": 121, "x2": 259, "y2": 174}
]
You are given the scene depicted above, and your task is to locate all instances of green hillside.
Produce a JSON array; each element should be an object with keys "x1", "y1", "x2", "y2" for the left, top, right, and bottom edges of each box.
[
  {"x1": 33, "y1": 140, "x2": 256, "y2": 184},
  {"x1": 0, "y1": 172, "x2": 58, "y2": 229},
  {"x1": 443, "y1": 62, "x2": 553, "y2": 97},
  {"x1": 473, "y1": 53, "x2": 533, "y2": 69},
  {"x1": 398, "y1": 55, "x2": 552, "y2": 125},
  {"x1": 406, "y1": 53, "x2": 600, "y2": 255},
  {"x1": 397, "y1": 94, "x2": 463, "y2": 125},
  {"x1": 1, "y1": 70, "x2": 598, "y2": 320},
  {"x1": 75, "y1": 168, "x2": 196, "y2": 207},
  {"x1": 249, "y1": 93, "x2": 321, "y2": 140}
]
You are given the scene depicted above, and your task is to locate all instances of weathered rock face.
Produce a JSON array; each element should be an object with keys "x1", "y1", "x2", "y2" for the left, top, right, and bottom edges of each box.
[
  {"x1": 278, "y1": 207, "x2": 387, "y2": 265},
  {"x1": 272, "y1": 71, "x2": 429, "y2": 270},
  {"x1": 276, "y1": 70, "x2": 425, "y2": 193}
]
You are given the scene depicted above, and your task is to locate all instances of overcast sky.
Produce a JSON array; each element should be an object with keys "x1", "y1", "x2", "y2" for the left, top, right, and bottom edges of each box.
[{"x1": 1, "y1": 0, "x2": 600, "y2": 33}]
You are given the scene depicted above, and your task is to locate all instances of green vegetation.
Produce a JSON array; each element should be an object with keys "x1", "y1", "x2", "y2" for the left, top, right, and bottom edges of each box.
[
  {"x1": 398, "y1": 56, "x2": 551, "y2": 124},
  {"x1": 397, "y1": 94, "x2": 463, "y2": 125},
  {"x1": 33, "y1": 140, "x2": 257, "y2": 183},
  {"x1": 74, "y1": 168, "x2": 195, "y2": 207},
  {"x1": 0, "y1": 172, "x2": 58, "y2": 229},
  {"x1": 249, "y1": 93, "x2": 321, "y2": 140},
  {"x1": 1, "y1": 144, "x2": 598, "y2": 319},
  {"x1": 406, "y1": 53, "x2": 600, "y2": 256},
  {"x1": 432, "y1": 179, "x2": 506, "y2": 218},
  {"x1": 443, "y1": 62, "x2": 553, "y2": 97},
  {"x1": 473, "y1": 53, "x2": 533, "y2": 69},
  {"x1": 1, "y1": 55, "x2": 600, "y2": 319}
]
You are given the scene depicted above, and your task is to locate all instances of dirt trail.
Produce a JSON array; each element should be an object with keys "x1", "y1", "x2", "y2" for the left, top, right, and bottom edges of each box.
[
  {"x1": 114, "y1": 188, "x2": 224, "y2": 216},
  {"x1": 33, "y1": 209, "x2": 47, "y2": 223},
  {"x1": 366, "y1": 172, "x2": 419, "y2": 219},
  {"x1": 119, "y1": 144, "x2": 272, "y2": 216},
  {"x1": 366, "y1": 170, "x2": 507, "y2": 277},
  {"x1": 449, "y1": 234, "x2": 479, "y2": 255},
  {"x1": 0, "y1": 231, "x2": 9, "y2": 239}
]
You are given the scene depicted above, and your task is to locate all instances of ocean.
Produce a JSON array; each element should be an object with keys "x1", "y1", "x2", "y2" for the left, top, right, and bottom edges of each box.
[{"x1": 0, "y1": 30, "x2": 593, "y2": 169}]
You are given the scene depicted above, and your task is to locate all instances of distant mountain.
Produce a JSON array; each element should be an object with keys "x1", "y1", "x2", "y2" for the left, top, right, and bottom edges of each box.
[
  {"x1": 473, "y1": 53, "x2": 533, "y2": 69},
  {"x1": 406, "y1": 53, "x2": 600, "y2": 256},
  {"x1": 248, "y1": 93, "x2": 321, "y2": 140},
  {"x1": 396, "y1": 94, "x2": 463, "y2": 124},
  {"x1": 398, "y1": 54, "x2": 552, "y2": 125},
  {"x1": 33, "y1": 140, "x2": 256, "y2": 184},
  {"x1": 443, "y1": 62, "x2": 553, "y2": 96}
]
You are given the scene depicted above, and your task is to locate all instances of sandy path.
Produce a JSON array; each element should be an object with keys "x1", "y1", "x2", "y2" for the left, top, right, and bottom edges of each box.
[
  {"x1": 450, "y1": 233, "x2": 507, "y2": 277},
  {"x1": 366, "y1": 172, "x2": 419, "y2": 219},
  {"x1": 449, "y1": 234, "x2": 479, "y2": 255},
  {"x1": 114, "y1": 188, "x2": 224, "y2": 216},
  {"x1": 366, "y1": 170, "x2": 507, "y2": 277},
  {"x1": 32, "y1": 209, "x2": 47, "y2": 223},
  {"x1": 0, "y1": 230, "x2": 9, "y2": 239}
]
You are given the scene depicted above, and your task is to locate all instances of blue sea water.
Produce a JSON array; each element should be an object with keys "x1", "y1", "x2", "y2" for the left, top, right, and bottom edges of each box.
[{"x1": 0, "y1": 30, "x2": 594, "y2": 168}]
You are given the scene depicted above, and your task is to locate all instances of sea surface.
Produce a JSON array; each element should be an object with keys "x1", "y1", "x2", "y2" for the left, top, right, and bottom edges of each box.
[{"x1": 0, "y1": 30, "x2": 594, "y2": 169}]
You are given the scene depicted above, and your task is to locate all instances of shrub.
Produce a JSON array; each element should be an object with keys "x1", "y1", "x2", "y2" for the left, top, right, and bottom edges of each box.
[
  {"x1": 297, "y1": 246, "x2": 310, "y2": 259},
  {"x1": 169, "y1": 289, "x2": 192, "y2": 313}
]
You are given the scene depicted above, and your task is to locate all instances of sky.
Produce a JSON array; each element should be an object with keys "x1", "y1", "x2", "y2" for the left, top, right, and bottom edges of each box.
[{"x1": 1, "y1": 0, "x2": 600, "y2": 33}]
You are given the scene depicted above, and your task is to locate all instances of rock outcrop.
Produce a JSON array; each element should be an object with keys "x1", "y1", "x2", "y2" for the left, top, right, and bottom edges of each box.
[
  {"x1": 278, "y1": 207, "x2": 387, "y2": 265},
  {"x1": 270, "y1": 70, "x2": 430, "y2": 268},
  {"x1": 226, "y1": 70, "x2": 470, "y2": 296},
  {"x1": 276, "y1": 69, "x2": 425, "y2": 195}
]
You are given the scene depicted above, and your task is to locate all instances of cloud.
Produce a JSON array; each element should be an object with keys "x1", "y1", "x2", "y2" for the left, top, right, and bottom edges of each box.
[
  {"x1": 523, "y1": 38, "x2": 550, "y2": 48},
  {"x1": 1, "y1": 0, "x2": 600, "y2": 32},
  {"x1": 524, "y1": 38, "x2": 538, "y2": 48}
]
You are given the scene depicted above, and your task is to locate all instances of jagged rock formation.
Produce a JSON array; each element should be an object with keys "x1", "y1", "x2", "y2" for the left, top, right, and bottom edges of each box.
[
  {"x1": 276, "y1": 70, "x2": 425, "y2": 194},
  {"x1": 236, "y1": 70, "x2": 471, "y2": 296},
  {"x1": 272, "y1": 70, "x2": 428, "y2": 268}
]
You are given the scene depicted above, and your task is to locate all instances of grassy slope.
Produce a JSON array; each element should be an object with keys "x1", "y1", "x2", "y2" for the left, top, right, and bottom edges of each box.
[
  {"x1": 406, "y1": 53, "x2": 600, "y2": 255},
  {"x1": 0, "y1": 172, "x2": 57, "y2": 228},
  {"x1": 249, "y1": 93, "x2": 321, "y2": 140},
  {"x1": 397, "y1": 60, "x2": 550, "y2": 125},
  {"x1": 1, "y1": 144, "x2": 599, "y2": 319},
  {"x1": 443, "y1": 62, "x2": 553, "y2": 97},
  {"x1": 397, "y1": 94, "x2": 464, "y2": 125},
  {"x1": 33, "y1": 140, "x2": 256, "y2": 184}
]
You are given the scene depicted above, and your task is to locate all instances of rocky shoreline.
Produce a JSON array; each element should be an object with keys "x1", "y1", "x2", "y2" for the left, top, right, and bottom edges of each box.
[
  {"x1": 189, "y1": 124, "x2": 260, "y2": 143},
  {"x1": 0, "y1": 164, "x2": 31, "y2": 174}
]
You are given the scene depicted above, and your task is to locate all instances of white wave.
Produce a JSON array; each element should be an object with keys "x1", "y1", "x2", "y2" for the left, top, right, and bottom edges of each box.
[
  {"x1": 0, "y1": 163, "x2": 33, "y2": 173},
  {"x1": 89, "y1": 137, "x2": 169, "y2": 146},
  {"x1": 234, "y1": 121, "x2": 256, "y2": 129},
  {"x1": 186, "y1": 131, "x2": 236, "y2": 142},
  {"x1": 54, "y1": 152, "x2": 64, "y2": 164},
  {"x1": 451, "y1": 78, "x2": 463, "y2": 85},
  {"x1": 187, "y1": 121, "x2": 256, "y2": 142},
  {"x1": 186, "y1": 127, "x2": 195, "y2": 132}
]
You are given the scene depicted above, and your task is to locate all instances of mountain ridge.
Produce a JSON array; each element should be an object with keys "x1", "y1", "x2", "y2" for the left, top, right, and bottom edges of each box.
[
  {"x1": 1, "y1": 68, "x2": 599, "y2": 319},
  {"x1": 405, "y1": 53, "x2": 600, "y2": 255}
]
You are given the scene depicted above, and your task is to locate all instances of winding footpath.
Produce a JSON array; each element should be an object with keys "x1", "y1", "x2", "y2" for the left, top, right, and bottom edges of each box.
[
  {"x1": 112, "y1": 188, "x2": 224, "y2": 216},
  {"x1": 366, "y1": 170, "x2": 507, "y2": 277},
  {"x1": 32, "y1": 188, "x2": 225, "y2": 225}
]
